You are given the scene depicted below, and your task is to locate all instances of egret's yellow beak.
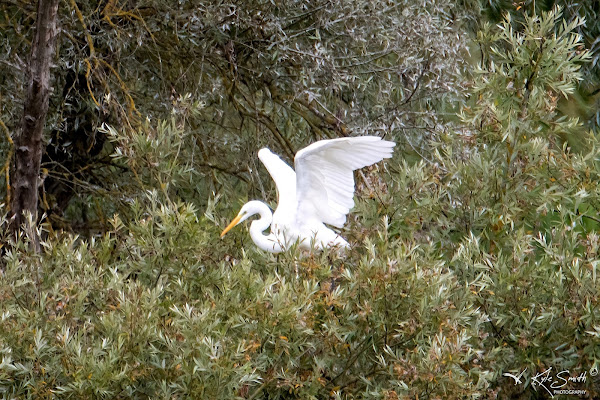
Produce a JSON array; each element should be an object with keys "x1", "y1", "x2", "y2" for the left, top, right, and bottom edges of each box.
[{"x1": 220, "y1": 214, "x2": 242, "y2": 237}]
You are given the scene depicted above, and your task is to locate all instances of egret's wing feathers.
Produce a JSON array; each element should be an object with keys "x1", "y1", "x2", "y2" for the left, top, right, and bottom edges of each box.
[
  {"x1": 295, "y1": 136, "x2": 395, "y2": 228},
  {"x1": 258, "y1": 148, "x2": 297, "y2": 214}
]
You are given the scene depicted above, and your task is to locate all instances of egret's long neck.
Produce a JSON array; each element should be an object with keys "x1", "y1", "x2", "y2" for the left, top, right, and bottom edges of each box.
[{"x1": 248, "y1": 201, "x2": 283, "y2": 253}]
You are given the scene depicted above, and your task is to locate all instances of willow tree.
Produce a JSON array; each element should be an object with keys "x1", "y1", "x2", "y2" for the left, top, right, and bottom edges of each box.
[
  {"x1": 1, "y1": 0, "x2": 467, "y2": 235},
  {"x1": 8, "y1": 0, "x2": 59, "y2": 249},
  {"x1": 464, "y1": 0, "x2": 600, "y2": 134}
]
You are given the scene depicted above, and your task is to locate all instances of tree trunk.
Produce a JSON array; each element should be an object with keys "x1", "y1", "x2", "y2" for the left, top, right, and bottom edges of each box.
[{"x1": 9, "y1": 0, "x2": 60, "y2": 251}]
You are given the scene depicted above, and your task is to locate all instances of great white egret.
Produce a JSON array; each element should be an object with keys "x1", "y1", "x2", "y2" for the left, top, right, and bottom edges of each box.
[{"x1": 220, "y1": 136, "x2": 395, "y2": 253}]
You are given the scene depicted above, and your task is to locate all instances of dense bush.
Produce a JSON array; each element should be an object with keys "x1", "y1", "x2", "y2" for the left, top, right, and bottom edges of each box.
[{"x1": 0, "y1": 3, "x2": 599, "y2": 400}]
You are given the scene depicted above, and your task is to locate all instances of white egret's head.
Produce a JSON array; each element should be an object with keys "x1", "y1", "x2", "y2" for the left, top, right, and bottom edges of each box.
[{"x1": 220, "y1": 202, "x2": 258, "y2": 237}]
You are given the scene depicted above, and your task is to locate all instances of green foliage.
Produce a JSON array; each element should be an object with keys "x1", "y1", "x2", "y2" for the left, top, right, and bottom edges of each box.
[
  {"x1": 388, "y1": 7, "x2": 600, "y2": 397},
  {"x1": 464, "y1": 0, "x2": 600, "y2": 133},
  {"x1": 0, "y1": 3, "x2": 599, "y2": 400},
  {"x1": 0, "y1": 0, "x2": 467, "y2": 230},
  {"x1": 0, "y1": 203, "x2": 490, "y2": 399}
]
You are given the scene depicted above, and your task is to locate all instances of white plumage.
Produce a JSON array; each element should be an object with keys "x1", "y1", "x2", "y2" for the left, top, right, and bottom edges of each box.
[{"x1": 220, "y1": 136, "x2": 395, "y2": 253}]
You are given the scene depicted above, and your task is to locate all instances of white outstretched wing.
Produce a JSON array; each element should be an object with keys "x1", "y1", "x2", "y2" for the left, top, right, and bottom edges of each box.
[
  {"x1": 294, "y1": 136, "x2": 395, "y2": 228},
  {"x1": 258, "y1": 148, "x2": 297, "y2": 217}
]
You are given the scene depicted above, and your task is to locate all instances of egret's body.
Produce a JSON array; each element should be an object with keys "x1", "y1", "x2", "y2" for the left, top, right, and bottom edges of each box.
[{"x1": 221, "y1": 136, "x2": 395, "y2": 253}]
